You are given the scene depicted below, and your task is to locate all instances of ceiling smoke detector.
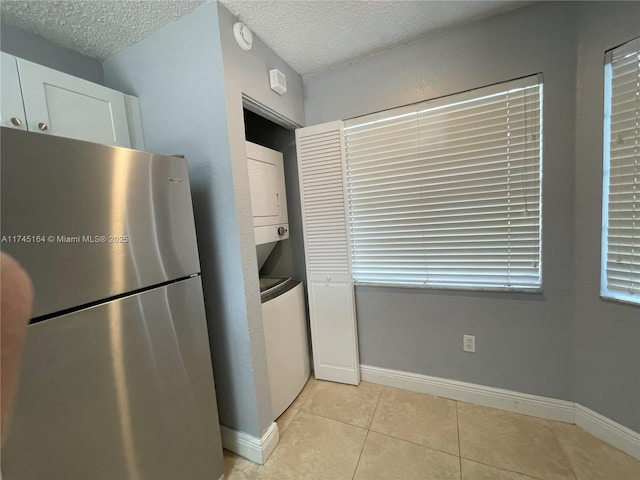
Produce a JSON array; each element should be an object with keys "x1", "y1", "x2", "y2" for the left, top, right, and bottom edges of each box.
[{"x1": 233, "y1": 22, "x2": 253, "y2": 51}]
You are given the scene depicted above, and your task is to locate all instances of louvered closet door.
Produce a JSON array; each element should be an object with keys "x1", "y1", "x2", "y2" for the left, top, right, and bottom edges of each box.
[{"x1": 296, "y1": 121, "x2": 360, "y2": 385}]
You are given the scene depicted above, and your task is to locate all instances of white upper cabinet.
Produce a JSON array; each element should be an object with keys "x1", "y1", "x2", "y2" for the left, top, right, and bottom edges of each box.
[
  {"x1": 1, "y1": 52, "x2": 27, "y2": 130},
  {"x1": 1, "y1": 53, "x2": 143, "y2": 149},
  {"x1": 16, "y1": 58, "x2": 131, "y2": 148}
]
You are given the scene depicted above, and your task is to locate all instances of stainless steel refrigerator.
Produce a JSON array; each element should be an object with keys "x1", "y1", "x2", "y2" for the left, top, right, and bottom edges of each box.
[{"x1": 0, "y1": 127, "x2": 224, "y2": 480}]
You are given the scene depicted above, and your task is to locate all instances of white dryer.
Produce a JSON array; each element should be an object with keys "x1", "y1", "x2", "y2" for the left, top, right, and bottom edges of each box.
[{"x1": 247, "y1": 141, "x2": 289, "y2": 248}]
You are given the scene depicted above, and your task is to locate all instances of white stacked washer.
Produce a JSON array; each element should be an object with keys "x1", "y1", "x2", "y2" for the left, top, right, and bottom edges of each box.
[{"x1": 247, "y1": 141, "x2": 311, "y2": 421}]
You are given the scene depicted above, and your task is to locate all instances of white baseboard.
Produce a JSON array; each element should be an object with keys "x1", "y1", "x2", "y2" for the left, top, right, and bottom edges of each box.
[
  {"x1": 220, "y1": 422, "x2": 279, "y2": 465},
  {"x1": 360, "y1": 364, "x2": 575, "y2": 423},
  {"x1": 574, "y1": 403, "x2": 640, "y2": 460},
  {"x1": 361, "y1": 364, "x2": 640, "y2": 461}
]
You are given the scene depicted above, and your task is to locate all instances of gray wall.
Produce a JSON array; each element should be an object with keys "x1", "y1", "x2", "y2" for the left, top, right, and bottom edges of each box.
[
  {"x1": 1, "y1": 22, "x2": 103, "y2": 84},
  {"x1": 102, "y1": 1, "x2": 258, "y2": 448},
  {"x1": 572, "y1": 2, "x2": 640, "y2": 431},
  {"x1": 216, "y1": 1, "x2": 305, "y2": 436},
  {"x1": 104, "y1": 1, "x2": 305, "y2": 439},
  {"x1": 304, "y1": 0, "x2": 640, "y2": 432},
  {"x1": 304, "y1": 2, "x2": 577, "y2": 402}
]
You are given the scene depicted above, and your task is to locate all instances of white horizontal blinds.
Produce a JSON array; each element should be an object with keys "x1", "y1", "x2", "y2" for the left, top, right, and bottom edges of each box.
[
  {"x1": 604, "y1": 37, "x2": 640, "y2": 301},
  {"x1": 345, "y1": 76, "x2": 542, "y2": 290},
  {"x1": 297, "y1": 123, "x2": 350, "y2": 277}
]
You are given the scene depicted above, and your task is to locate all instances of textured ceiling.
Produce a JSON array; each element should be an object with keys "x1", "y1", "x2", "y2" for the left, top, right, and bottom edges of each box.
[
  {"x1": 0, "y1": 0, "x2": 529, "y2": 75},
  {"x1": 219, "y1": 0, "x2": 530, "y2": 75},
  {"x1": 0, "y1": 0, "x2": 205, "y2": 60}
]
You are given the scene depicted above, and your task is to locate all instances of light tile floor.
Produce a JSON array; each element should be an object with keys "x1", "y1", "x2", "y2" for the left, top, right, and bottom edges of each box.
[{"x1": 224, "y1": 377, "x2": 640, "y2": 480}]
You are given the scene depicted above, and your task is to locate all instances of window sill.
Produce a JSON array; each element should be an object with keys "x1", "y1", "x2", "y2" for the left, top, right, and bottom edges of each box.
[
  {"x1": 600, "y1": 292, "x2": 640, "y2": 307},
  {"x1": 353, "y1": 281, "x2": 543, "y2": 294}
]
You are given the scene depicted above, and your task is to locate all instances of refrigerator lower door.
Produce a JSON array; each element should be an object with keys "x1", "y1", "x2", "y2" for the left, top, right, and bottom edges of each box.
[{"x1": 1, "y1": 277, "x2": 223, "y2": 480}]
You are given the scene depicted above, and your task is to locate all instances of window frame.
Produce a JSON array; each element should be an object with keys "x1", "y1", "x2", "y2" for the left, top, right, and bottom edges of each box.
[
  {"x1": 343, "y1": 75, "x2": 544, "y2": 292},
  {"x1": 600, "y1": 37, "x2": 640, "y2": 306}
]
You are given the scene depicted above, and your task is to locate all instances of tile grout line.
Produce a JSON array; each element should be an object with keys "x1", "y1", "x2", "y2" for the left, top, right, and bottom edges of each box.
[
  {"x1": 352, "y1": 385, "x2": 383, "y2": 480},
  {"x1": 369, "y1": 429, "x2": 460, "y2": 459},
  {"x1": 276, "y1": 407, "x2": 299, "y2": 441},
  {"x1": 547, "y1": 425, "x2": 579, "y2": 480},
  {"x1": 298, "y1": 384, "x2": 384, "y2": 431},
  {"x1": 223, "y1": 450, "x2": 261, "y2": 480},
  {"x1": 366, "y1": 385, "x2": 460, "y2": 457},
  {"x1": 367, "y1": 384, "x2": 385, "y2": 430},
  {"x1": 296, "y1": 378, "x2": 318, "y2": 410},
  {"x1": 456, "y1": 401, "x2": 462, "y2": 480},
  {"x1": 351, "y1": 429, "x2": 370, "y2": 480},
  {"x1": 301, "y1": 409, "x2": 369, "y2": 431},
  {"x1": 458, "y1": 457, "x2": 546, "y2": 480},
  {"x1": 455, "y1": 405, "x2": 570, "y2": 480}
]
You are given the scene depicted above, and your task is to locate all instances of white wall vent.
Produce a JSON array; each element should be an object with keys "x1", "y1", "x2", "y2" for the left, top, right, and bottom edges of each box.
[{"x1": 269, "y1": 69, "x2": 287, "y2": 95}]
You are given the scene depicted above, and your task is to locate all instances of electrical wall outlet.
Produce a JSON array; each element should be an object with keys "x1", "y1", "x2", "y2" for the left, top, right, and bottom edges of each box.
[{"x1": 463, "y1": 335, "x2": 475, "y2": 353}]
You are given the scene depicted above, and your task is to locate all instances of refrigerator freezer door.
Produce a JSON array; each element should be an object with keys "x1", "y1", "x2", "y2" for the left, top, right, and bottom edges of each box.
[
  {"x1": 1, "y1": 128, "x2": 201, "y2": 317},
  {"x1": 1, "y1": 277, "x2": 223, "y2": 480}
]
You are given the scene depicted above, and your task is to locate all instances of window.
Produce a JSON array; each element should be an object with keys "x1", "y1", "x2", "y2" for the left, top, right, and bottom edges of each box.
[
  {"x1": 343, "y1": 76, "x2": 543, "y2": 291},
  {"x1": 602, "y1": 37, "x2": 640, "y2": 305}
]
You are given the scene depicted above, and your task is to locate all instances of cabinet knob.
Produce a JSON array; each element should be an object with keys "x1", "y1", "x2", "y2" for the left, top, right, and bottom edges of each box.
[
  {"x1": 10, "y1": 117, "x2": 22, "y2": 127},
  {"x1": 277, "y1": 226, "x2": 287, "y2": 236},
  {"x1": 38, "y1": 122, "x2": 49, "y2": 131}
]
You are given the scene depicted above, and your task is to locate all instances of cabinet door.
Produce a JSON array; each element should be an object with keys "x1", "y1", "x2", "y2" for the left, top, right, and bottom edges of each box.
[
  {"x1": 123, "y1": 94, "x2": 146, "y2": 150},
  {"x1": 17, "y1": 58, "x2": 131, "y2": 147},
  {"x1": 1, "y1": 52, "x2": 27, "y2": 130}
]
